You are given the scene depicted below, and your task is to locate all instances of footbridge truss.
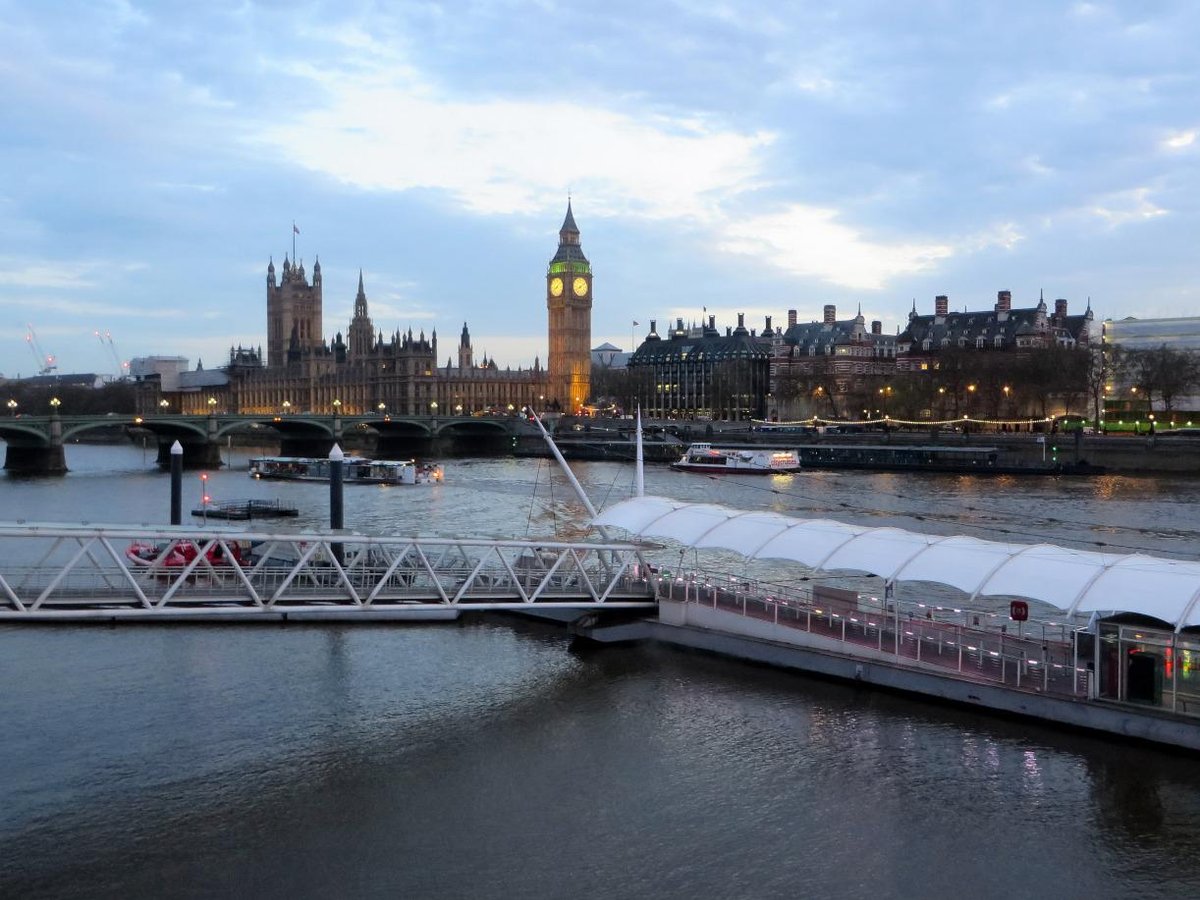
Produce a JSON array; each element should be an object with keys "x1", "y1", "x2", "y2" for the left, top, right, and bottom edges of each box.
[{"x1": 0, "y1": 524, "x2": 657, "y2": 621}]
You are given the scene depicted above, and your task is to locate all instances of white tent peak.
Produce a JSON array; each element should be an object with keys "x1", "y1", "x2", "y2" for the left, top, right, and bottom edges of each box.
[{"x1": 593, "y1": 496, "x2": 1200, "y2": 631}]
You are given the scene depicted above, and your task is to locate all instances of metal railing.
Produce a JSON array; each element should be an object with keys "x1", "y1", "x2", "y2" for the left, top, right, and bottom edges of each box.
[
  {"x1": 0, "y1": 524, "x2": 656, "y2": 619},
  {"x1": 657, "y1": 570, "x2": 1089, "y2": 699}
]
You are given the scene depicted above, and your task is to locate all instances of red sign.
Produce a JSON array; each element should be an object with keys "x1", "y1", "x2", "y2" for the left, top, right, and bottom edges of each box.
[{"x1": 1010, "y1": 600, "x2": 1029, "y2": 622}]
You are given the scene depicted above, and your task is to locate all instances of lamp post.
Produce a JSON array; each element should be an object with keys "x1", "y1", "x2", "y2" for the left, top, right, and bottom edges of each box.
[
  {"x1": 454, "y1": 403, "x2": 462, "y2": 415},
  {"x1": 49, "y1": 397, "x2": 61, "y2": 412},
  {"x1": 430, "y1": 400, "x2": 438, "y2": 416},
  {"x1": 207, "y1": 396, "x2": 216, "y2": 414},
  {"x1": 6, "y1": 399, "x2": 16, "y2": 416},
  {"x1": 332, "y1": 398, "x2": 341, "y2": 413},
  {"x1": 281, "y1": 400, "x2": 291, "y2": 415},
  {"x1": 159, "y1": 399, "x2": 170, "y2": 413}
]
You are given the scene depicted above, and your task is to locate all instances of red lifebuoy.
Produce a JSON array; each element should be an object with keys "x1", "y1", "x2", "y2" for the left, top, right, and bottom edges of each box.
[{"x1": 1010, "y1": 600, "x2": 1029, "y2": 622}]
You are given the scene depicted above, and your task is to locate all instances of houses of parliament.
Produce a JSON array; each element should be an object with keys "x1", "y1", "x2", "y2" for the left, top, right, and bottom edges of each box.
[{"x1": 162, "y1": 205, "x2": 592, "y2": 417}]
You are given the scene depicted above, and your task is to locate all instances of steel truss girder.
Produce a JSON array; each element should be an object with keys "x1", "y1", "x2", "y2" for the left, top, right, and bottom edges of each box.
[{"x1": 0, "y1": 524, "x2": 656, "y2": 618}]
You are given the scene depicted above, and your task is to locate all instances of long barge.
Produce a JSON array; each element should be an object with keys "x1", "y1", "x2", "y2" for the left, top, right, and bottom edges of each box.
[
  {"x1": 249, "y1": 455, "x2": 444, "y2": 484},
  {"x1": 711, "y1": 442, "x2": 1100, "y2": 474},
  {"x1": 570, "y1": 578, "x2": 1200, "y2": 753},
  {"x1": 580, "y1": 495, "x2": 1200, "y2": 752}
]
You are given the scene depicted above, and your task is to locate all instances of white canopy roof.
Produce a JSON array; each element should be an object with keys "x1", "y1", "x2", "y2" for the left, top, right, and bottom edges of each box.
[{"x1": 593, "y1": 496, "x2": 1200, "y2": 630}]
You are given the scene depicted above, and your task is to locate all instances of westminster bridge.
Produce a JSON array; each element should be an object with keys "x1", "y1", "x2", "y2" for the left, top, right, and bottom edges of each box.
[{"x1": 0, "y1": 412, "x2": 521, "y2": 473}]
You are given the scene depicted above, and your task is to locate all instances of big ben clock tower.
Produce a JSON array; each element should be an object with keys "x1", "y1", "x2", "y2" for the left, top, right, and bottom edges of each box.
[{"x1": 546, "y1": 200, "x2": 592, "y2": 412}]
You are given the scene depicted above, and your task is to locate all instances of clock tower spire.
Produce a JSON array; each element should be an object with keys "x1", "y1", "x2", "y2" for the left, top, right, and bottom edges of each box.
[{"x1": 546, "y1": 200, "x2": 592, "y2": 412}]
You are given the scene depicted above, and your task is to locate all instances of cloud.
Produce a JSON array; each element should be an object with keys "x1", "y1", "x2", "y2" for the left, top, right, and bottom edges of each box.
[
  {"x1": 0, "y1": 263, "x2": 96, "y2": 289},
  {"x1": 1161, "y1": 128, "x2": 1196, "y2": 150},
  {"x1": 0, "y1": 257, "x2": 148, "y2": 290},
  {"x1": 717, "y1": 204, "x2": 958, "y2": 290},
  {"x1": 248, "y1": 30, "x2": 772, "y2": 225},
  {"x1": 1086, "y1": 187, "x2": 1168, "y2": 227},
  {"x1": 250, "y1": 58, "x2": 773, "y2": 223}
]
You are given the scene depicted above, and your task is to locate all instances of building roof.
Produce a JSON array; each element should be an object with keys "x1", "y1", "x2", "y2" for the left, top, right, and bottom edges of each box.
[
  {"x1": 595, "y1": 496, "x2": 1200, "y2": 629},
  {"x1": 899, "y1": 297, "x2": 1092, "y2": 351},
  {"x1": 629, "y1": 317, "x2": 771, "y2": 365},
  {"x1": 18, "y1": 373, "x2": 101, "y2": 388},
  {"x1": 782, "y1": 317, "x2": 896, "y2": 356}
]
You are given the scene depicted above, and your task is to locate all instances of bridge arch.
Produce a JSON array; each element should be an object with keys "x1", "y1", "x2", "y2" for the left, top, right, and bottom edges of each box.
[
  {"x1": 432, "y1": 418, "x2": 510, "y2": 438},
  {"x1": 0, "y1": 422, "x2": 54, "y2": 445}
]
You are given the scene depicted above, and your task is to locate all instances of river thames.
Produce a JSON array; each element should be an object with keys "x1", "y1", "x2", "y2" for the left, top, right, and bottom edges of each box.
[{"x1": 4, "y1": 444, "x2": 1200, "y2": 898}]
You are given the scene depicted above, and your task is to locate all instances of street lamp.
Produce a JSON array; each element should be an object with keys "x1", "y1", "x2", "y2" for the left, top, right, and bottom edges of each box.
[
  {"x1": 281, "y1": 400, "x2": 291, "y2": 414},
  {"x1": 430, "y1": 401, "x2": 438, "y2": 413},
  {"x1": 49, "y1": 397, "x2": 61, "y2": 411},
  {"x1": 207, "y1": 396, "x2": 216, "y2": 412},
  {"x1": 6, "y1": 399, "x2": 16, "y2": 416},
  {"x1": 454, "y1": 403, "x2": 462, "y2": 414},
  {"x1": 377, "y1": 402, "x2": 386, "y2": 414},
  {"x1": 159, "y1": 399, "x2": 169, "y2": 412},
  {"x1": 332, "y1": 398, "x2": 341, "y2": 412}
]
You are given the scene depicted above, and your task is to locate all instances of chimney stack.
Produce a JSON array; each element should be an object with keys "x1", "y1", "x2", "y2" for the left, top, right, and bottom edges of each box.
[
  {"x1": 788, "y1": 309, "x2": 798, "y2": 328},
  {"x1": 823, "y1": 304, "x2": 836, "y2": 324},
  {"x1": 935, "y1": 295, "x2": 949, "y2": 317},
  {"x1": 871, "y1": 320, "x2": 882, "y2": 335},
  {"x1": 1055, "y1": 298, "x2": 1068, "y2": 319},
  {"x1": 996, "y1": 290, "x2": 1011, "y2": 312}
]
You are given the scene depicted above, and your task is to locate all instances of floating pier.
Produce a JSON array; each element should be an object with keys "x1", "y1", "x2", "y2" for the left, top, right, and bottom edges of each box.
[{"x1": 191, "y1": 499, "x2": 300, "y2": 520}]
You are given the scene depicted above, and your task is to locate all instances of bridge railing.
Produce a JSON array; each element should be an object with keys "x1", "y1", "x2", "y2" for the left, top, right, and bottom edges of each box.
[{"x1": 0, "y1": 524, "x2": 656, "y2": 618}]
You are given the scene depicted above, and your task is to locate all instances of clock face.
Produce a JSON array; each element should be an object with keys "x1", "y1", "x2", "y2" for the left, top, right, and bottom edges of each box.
[
  {"x1": 573, "y1": 276, "x2": 589, "y2": 297},
  {"x1": 549, "y1": 277, "x2": 564, "y2": 297}
]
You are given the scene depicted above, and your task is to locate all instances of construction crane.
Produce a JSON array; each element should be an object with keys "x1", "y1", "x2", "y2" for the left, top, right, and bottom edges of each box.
[
  {"x1": 95, "y1": 330, "x2": 128, "y2": 378},
  {"x1": 25, "y1": 324, "x2": 57, "y2": 376}
]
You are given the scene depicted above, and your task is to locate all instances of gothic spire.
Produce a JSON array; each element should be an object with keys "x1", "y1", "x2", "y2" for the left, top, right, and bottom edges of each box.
[{"x1": 560, "y1": 199, "x2": 579, "y2": 238}]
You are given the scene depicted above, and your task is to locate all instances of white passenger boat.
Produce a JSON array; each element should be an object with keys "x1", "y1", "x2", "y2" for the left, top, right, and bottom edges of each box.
[
  {"x1": 671, "y1": 443, "x2": 801, "y2": 474},
  {"x1": 249, "y1": 456, "x2": 444, "y2": 485}
]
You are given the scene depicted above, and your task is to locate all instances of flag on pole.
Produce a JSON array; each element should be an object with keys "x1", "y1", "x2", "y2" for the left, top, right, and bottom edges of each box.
[
  {"x1": 633, "y1": 320, "x2": 639, "y2": 326},
  {"x1": 293, "y1": 223, "x2": 300, "y2": 234}
]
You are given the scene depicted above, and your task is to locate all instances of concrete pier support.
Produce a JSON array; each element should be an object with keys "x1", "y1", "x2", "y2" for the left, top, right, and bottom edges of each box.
[{"x1": 2, "y1": 443, "x2": 68, "y2": 475}]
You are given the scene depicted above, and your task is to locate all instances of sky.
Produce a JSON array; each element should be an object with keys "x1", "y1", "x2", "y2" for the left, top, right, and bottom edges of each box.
[{"x1": 1, "y1": 0, "x2": 1198, "y2": 379}]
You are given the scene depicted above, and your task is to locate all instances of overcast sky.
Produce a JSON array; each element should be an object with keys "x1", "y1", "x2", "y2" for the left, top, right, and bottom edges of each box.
[{"x1": 2, "y1": 0, "x2": 1198, "y2": 379}]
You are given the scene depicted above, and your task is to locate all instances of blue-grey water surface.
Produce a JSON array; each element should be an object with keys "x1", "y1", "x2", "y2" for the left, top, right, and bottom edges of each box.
[{"x1": 3, "y1": 443, "x2": 1200, "y2": 899}]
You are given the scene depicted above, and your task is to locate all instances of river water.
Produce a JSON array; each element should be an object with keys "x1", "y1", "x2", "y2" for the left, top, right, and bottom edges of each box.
[{"x1": 3, "y1": 444, "x2": 1200, "y2": 898}]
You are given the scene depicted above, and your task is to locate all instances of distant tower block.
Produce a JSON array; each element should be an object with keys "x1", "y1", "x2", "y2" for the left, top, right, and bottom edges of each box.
[{"x1": 546, "y1": 201, "x2": 592, "y2": 412}]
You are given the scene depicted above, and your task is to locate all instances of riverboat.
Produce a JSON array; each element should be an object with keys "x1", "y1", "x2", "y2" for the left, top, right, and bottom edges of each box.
[
  {"x1": 671, "y1": 443, "x2": 801, "y2": 474},
  {"x1": 249, "y1": 456, "x2": 444, "y2": 485}
]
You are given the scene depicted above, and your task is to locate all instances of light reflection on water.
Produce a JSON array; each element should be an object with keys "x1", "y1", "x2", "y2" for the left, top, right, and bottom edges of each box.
[{"x1": 3, "y1": 444, "x2": 1200, "y2": 897}]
